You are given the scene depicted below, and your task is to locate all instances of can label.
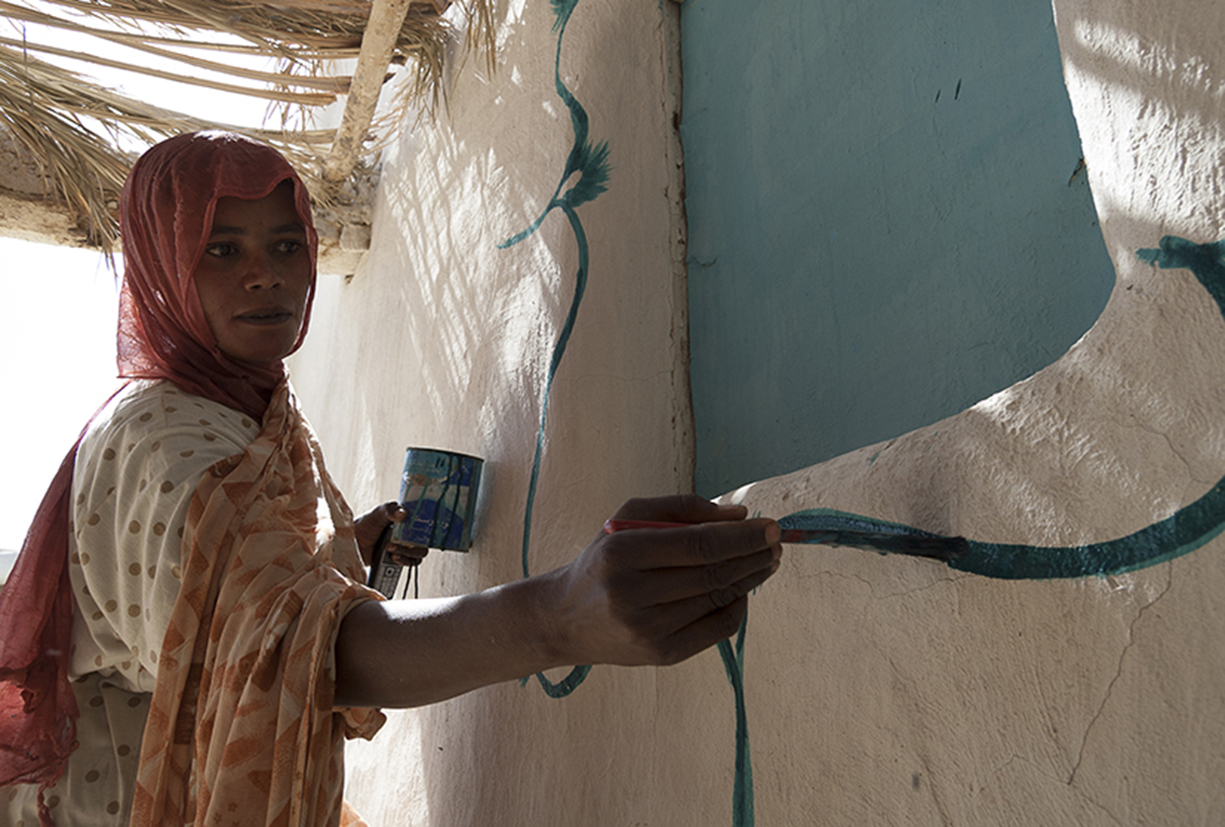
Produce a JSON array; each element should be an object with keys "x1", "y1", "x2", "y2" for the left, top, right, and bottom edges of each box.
[{"x1": 390, "y1": 448, "x2": 483, "y2": 550}]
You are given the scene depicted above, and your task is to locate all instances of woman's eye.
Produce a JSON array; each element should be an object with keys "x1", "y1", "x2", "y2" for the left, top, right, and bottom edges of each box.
[
  {"x1": 205, "y1": 242, "x2": 237, "y2": 257},
  {"x1": 275, "y1": 240, "x2": 303, "y2": 255}
]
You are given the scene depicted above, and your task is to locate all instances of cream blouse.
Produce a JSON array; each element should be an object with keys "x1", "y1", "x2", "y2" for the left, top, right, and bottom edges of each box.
[{"x1": 4, "y1": 380, "x2": 259, "y2": 825}]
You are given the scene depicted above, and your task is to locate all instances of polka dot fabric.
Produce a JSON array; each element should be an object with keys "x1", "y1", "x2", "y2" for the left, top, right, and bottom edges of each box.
[
  {"x1": 3, "y1": 380, "x2": 384, "y2": 825},
  {"x1": 3, "y1": 675, "x2": 149, "y2": 825},
  {"x1": 67, "y1": 380, "x2": 259, "y2": 696}
]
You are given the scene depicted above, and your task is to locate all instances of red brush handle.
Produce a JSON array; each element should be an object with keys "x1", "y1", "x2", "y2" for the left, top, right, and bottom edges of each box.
[{"x1": 602, "y1": 519, "x2": 691, "y2": 534}]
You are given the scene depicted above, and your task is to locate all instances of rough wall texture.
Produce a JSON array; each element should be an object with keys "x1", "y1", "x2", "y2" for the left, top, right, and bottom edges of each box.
[
  {"x1": 290, "y1": 0, "x2": 1225, "y2": 823},
  {"x1": 287, "y1": 0, "x2": 693, "y2": 823},
  {"x1": 722, "y1": 0, "x2": 1225, "y2": 823}
]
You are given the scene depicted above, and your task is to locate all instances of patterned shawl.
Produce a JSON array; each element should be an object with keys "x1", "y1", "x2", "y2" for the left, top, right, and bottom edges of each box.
[
  {"x1": 131, "y1": 378, "x2": 384, "y2": 826},
  {"x1": 0, "y1": 131, "x2": 382, "y2": 826}
]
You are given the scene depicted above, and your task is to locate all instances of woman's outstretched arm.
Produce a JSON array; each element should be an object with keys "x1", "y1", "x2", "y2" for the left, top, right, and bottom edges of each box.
[{"x1": 333, "y1": 495, "x2": 782, "y2": 708}]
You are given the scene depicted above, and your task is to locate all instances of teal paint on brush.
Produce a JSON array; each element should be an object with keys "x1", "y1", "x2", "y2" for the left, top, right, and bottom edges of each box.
[
  {"x1": 609, "y1": 519, "x2": 967, "y2": 559},
  {"x1": 499, "y1": 0, "x2": 610, "y2": 700},
  {"x1": 778, "y1": 235, "x2": 1225, "y2": 580}
]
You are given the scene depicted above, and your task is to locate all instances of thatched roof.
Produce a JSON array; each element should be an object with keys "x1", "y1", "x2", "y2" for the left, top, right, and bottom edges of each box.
[{"x1": 0, "y1": 0, "x2": 492, "y2": 271}]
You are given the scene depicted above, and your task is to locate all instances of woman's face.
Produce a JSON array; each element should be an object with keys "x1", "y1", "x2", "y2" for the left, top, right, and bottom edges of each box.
[{"x1": 193, "y1": 182, "x2": 312, "y2": 365}]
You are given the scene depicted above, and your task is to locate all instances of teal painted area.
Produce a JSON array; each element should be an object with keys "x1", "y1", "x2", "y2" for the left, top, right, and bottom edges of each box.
[
  {"x1": 682, "y1": 0, "x2": 1115, "y2": 497},
  {"x1": 772, "y1": 235, "x2": 1225, "y2": 580},
  {"x1": 779, "y1": 508, "x2": 951, "y2": 541},
  {"x1": 500, "y1": 0, "x2": 609, "y2": 699}
]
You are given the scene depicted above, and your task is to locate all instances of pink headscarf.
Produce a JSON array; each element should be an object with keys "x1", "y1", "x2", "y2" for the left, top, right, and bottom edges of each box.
[
  {"x1": 0, "y1": 131, "x2": 319, "y2": 821},
  {"x1": 118, "y1": 130, "x2": 318, "y2": 418}
]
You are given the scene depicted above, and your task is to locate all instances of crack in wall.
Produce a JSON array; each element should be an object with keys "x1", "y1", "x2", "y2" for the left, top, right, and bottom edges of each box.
[
  {"x1": 1080, "y1": 788, "x2": 1127, "y2": 827},
  {"x1": 992, "y1": 752, "x2": 1065, "y2": 787},
  {"x1": 1118, "y1": 419, "x2": 1217, "y2": 488},
  {"x1": 575, "y1": 368, "x2": 673, "y2": 383},
  {"x1": 658, "y1": 0, "x2": 692, "y2": 494},
  {"x1": 977, "y1": 753, "x2": 1125, "y2": 825},
  {"x1": 1029, "y1": 656, "x2": 1076, "y2": 778},
  {"x1": 789, "y1": 562, "x2": 1184, "y2": 825},
  {"x1": 1067, "y1": 563, "x2": 1174, "y2": 792},
  {"x1": 926, "y1": 759, "x2": 954, "y2": 827}
]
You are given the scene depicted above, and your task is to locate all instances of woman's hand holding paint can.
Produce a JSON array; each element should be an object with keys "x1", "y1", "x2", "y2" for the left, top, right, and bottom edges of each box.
[{"x1": 354, "y1": 502, "x2": 429, "y2": 567}]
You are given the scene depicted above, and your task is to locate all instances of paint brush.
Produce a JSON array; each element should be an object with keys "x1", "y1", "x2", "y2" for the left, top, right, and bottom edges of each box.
[{"x1": 603, "y1": 519, "x2": 969, "y2": 563}]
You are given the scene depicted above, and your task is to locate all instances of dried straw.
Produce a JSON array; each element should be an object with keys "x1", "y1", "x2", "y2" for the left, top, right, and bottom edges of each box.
[{"x1": 0, "y1": 0, "x2": 493, "y2": 252}]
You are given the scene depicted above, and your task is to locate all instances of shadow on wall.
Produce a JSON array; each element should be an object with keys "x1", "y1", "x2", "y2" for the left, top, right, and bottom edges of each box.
[
  {"x1": 307, "y1": 1, "x2": 612, "y2": 823},
  {"x1": 290, "y1": 17, "x2": 574, "y2": 511},
  {"x1": 682, "y1": 0, "x2": 1118, "y2": 498}
]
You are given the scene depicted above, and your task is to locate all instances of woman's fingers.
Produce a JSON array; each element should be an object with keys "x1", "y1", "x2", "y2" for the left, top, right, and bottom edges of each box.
[
  {"x1": 385, "y1": 543, "x2": 429, "y2": 566},
  {"x1": 654, "y1": 561, "x2": 778, "y2": 630},
  {"x1": 354, "y1": 502, "x2": 410, "y2": 566},
  {"x1": 612, "y1": 493, "x2": 748, "y2": 525},
  {"x1": 623, "y1": 561, "x2": 778, "y2": 660},
  {"x1": 355, "y1": 502, "x2": 404, "y2": 539},
  {"x1": 604, "y1": 518, "x2": 780, "y2": 570},
  {"x1": 542, "y1": 497, "x2": 785, "y2": 668},
  {"x1": 653, "y1": 597, "x2": 750, "y2": 666},
  {"x1": 559, "y1": 512, "x2": 784, "y2": 666},
  {"x1": 611, "y1": 546, "x2": 780, "y2": 607}
]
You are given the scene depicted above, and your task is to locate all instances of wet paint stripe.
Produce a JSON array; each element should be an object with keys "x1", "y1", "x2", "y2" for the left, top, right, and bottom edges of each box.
[
  {"x1": 779, "y1": 489, "x2": 1225, "y2": 580},
  {"x1": 779, "y1": 235, "x2": 1225, "y2": 580}
]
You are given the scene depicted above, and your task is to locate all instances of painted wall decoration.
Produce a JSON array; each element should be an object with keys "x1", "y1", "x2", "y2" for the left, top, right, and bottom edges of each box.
[
  {"x1": 286, "y1": 0, "x2": 1225, "y2": 822},
  {"x1": 497, "y1": 5, "x2": 757, "y2": 823},
  {"x1": 718, "y1": 618, "x2": 754, "y2": 826},
  {"x1": 681, "y1": 2, "x2": 1123, "y2": 822},
  {"x1": 498, "y1": 0, "x2": 608, "y2": 700},
  {"x1": 708, "y1": 0, "x2": 1225, "y2": 822},
  {"x1": 766, "y1": 237, "x2": 1225, "y2": 586}
]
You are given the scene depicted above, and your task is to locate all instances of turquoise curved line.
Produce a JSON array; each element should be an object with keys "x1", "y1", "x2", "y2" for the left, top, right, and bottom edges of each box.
[
  {"x1": 717, "y1": 617, "x2": 754, "y2": 827},
  {"x1": 779, "y1": 235, "x2": 1225, "y2": 580},
  {"x1": 498, "y1": 6, "x2": 753, "y2": 823},
  {"x1": 499, "y1": 0, "x2": 609, "y2": 699},
  {"x1": 521, "y1": 201, "x2": 592, "y2": 698}
]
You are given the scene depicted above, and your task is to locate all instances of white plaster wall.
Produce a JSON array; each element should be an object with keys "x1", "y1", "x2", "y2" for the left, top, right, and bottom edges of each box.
[
  {"x1": 291, "y1": 0, "x2": 1225, "y2": 822},
  {"x1": 717, "y1": 0, "x2": 1225, "y2": 823},
  {"x1": 288, "y1": 1, "x2": 693, "y2": 823}
]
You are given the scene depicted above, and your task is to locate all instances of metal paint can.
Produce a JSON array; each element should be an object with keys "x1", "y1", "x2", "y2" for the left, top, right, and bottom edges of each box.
[{"x1": 390, "y1": 447, "x2": 483, "y2": 551}]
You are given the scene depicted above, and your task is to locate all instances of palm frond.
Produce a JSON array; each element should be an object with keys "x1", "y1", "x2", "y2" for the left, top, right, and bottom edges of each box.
[{"x1": 0, "y1": 0, "x2": 494, "y2": 253}]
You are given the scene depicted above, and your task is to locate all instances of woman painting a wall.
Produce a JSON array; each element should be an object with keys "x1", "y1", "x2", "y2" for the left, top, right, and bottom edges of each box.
[{"x1": 0, "y1": 131, "x2": 781, "y2": 825}]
